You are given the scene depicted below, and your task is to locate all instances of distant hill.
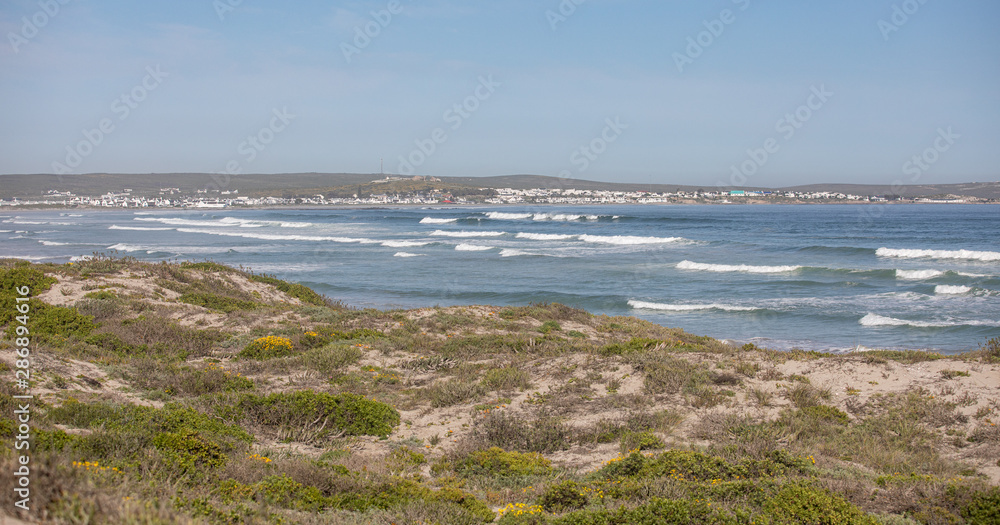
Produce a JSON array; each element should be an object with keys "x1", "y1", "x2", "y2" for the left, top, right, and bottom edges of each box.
[{"x1": 1, "y1": 172, "x2": 997, "y2": 199}]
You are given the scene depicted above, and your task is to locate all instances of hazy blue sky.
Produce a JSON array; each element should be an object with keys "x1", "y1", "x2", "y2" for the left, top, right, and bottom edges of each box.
[{"x1": 1, "y1": 0, "x2": 998, "y2": 187}]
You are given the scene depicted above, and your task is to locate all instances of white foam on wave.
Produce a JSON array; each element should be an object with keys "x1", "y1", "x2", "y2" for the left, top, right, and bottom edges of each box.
[
  {"x1": 484, "y1": 212, "x2": 532, "y2": 220},
  {"x1": 935, "y1": 285, "x2": 972, "y2": 295},
  {"x1": 859, "y1": 313, "x2": 999, "y2": 328},
  {"x1": 431, "y1": 230, "x2": 506, "y2": 238},
  {"x1": 38, "y1": 240, "x2": 71, "y2": 246},
  {"x1": 677, "y1": 260, "x2": 801, "y2": 273},
  {"x1": 108, "y1": 243, "x2": 146, "y2": 252},
  {"x1": 394, "y1": 252, "x2": 425, "y2": 258},
  {"x1": 877, "y1": 247, "x2": 1000, "y2": 262},
  {"x1": 628, "y1": 299, "x2": 757, "y2": 312},
  {"x1": 533, "y1": 213, "x2": 588, "y2": 221},
  {"x1": 455, "y1": 244, "x2": 493, "y2": 252},
  {"x1": 419, "y1": 217, "x2": 458, "y2": 224},
  {"x1": 136, "y1": 217, "x2": 233, "y2": 227},
  {"x1": 499, "y1": 249, "x2": 529, "y2": 257},
  {"x1": 896, "y1": 269, "x2": 944, "y2": 280},
  {"x1": 381, "y1": 240, "x2": 431, "y2": 248},
  {"x1": 0, "y1": 230, "x2": 11, "y2": 233},
  {"x1": 174, "y1": 227, "x2": 379, "y2": 244},
  {"x1": 515, "y1": 232, "x2": 577, "y2": 241},
  {"x1": 579, "y1": 234, "x2": 687, "y2": 245},
  {"x1": 109, "y1": 225, "x2": 174, "y2": 231},
  {"x1": 135, "y1": 216, "x2": 311, "y2": 229},
  {"x1": 70, "y1": 255, "x2": 93, "y2": 262}
]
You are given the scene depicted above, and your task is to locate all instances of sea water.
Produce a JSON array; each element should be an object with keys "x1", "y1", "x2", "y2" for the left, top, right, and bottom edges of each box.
[{"x1": 2, "y1": 204, "x2": 998, "y2": 354}]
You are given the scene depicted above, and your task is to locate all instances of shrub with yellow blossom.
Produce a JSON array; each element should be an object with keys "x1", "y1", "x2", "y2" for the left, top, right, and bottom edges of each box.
[{"x1": 239, "y1": 335, "x2": 294, "y2": 359}]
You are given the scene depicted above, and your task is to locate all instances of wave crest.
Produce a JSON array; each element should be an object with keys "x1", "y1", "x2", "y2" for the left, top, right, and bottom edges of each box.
[
  {"x1": 579, "y1": 234, "x2": 687, "y2": 245},
  {"x1": 431, "y1": 230, "x2": 506, "y2": 238},
  {"x1": 628, "y1": 299, "x2": 757, "y2": 312},
  {"x1": 455, "y1": 244, "x2": 493, "y2": 251},
  {"x1": 877, "y1": 247, "x2": 1000, "y2": 261},
  {"x1": 677, "y1": 260, "x2": 801, "y2": 273}
]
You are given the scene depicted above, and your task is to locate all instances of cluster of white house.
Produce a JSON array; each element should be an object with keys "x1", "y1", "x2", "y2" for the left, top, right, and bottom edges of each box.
[
  {"x1": 1, "y1": 187, "x2": 971, "y2": 208},
  {"x1": 484, "y1": 187, "x2": 885, "y2": 204}
]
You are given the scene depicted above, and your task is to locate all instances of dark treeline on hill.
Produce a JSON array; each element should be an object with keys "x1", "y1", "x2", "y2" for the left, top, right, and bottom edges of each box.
[{"x1": 2, "y1": 172, "x2": 999, "y2": 200}]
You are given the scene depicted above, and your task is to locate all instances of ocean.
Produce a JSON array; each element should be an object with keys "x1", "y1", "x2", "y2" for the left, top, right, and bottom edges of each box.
[{"x1": 2, "y1": 204, "x2": 998, "y2": 354}]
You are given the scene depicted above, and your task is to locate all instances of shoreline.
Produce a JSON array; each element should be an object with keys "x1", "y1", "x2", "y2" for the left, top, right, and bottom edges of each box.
[{"x1": 2, "y1": 201, "x2": 997, "y2": 211}]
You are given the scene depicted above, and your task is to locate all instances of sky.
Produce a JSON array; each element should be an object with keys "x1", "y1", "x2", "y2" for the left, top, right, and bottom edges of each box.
[{"x1": 1, "y1": 0, "x2": 998, "y2": 187}]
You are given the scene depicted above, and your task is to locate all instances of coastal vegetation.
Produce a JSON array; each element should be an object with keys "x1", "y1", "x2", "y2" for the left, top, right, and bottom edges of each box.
[{"x1": 1, "y1": 256, "x2": 998, "y2": 524}]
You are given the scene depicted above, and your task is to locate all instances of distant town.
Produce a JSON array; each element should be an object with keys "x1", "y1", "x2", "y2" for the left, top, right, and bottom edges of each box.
[{"x1": 0, "y1": 175, "x2": 988, "y2": 208}]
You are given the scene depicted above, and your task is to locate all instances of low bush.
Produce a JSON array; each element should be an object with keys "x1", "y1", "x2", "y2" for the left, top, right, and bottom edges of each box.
[
  {"x1": 247, "y1": 273, "x2": 330, "y2": 306},
  {"x1": 539, "y1": 480, "x2": 588, "y2": 513},
  {"x1": 762, "y1": 484, "x2": 878, "y2": 524},
  {"x1": 238, "y1": 335, "x2": 295, "y2": 359},
  {"x1": 454, "y1": 447, "x2": 553, "y2": 478},
  {"x1": 471, "y1": 411, "x2": 572, "y2": 453},
  {"x1": 214, "y1": 390, "x2": 399, "y2": 441},
  {"x1": 482, "y1": 367, "x2": 532, "y2": 392},
  {"x1": 620, "y1": 430, "x2": 665, "y2": 454}
]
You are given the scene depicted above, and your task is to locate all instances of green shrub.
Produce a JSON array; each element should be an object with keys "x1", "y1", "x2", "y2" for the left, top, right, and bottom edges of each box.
[
  {"x1": 539, "y1": 321, "x2": 561, "y2": 334},
  {"x1": 82, "y1": 290, "x2": 120, "y2": 301},
  {"x1": 473, "y1": 411, "x2": 572, "y2": 453},
  {"x1": 454, "y1": 447, "x2": 553, "y2": 477},
  {"x1": 800, "y1": 405, "x2": 850, "y2": 425},
  {"x1": 238, "y1": 335, "x2": 295, "y2": 359},
  {"x1": 429, "y1": 487, "x2": 495, "y2": 523},
  {"x1": 961, "y1": 487, "x2": 1000, "y2": 524},
  {"x1": 620, "y1": 431, "x2": 665, "y2": 454},
  {"x1": 180, "y1": 261, "x2": 233, "y2": 273},
  {"x1": 0, "y1": 264, "x2": 56, "y2": 323},
  {"x1": 482, "y1": 367, "x2": 532, "y2": 391},
  {"x1": 219, "y1": 474, "x2": 327, "y2": 511},
  {"x1": 763, "y1": 484, "x2": 878, "y2": 524},
  {"x1": 546, "y1": 497, "x2": 736, "y2": 525},
  {"x1": 300, "y1": 344, "x2": 363, "y2": 373},
  {"x1": 598, "y1": 449, "x2": 811, "y2": 482},
  {"x1": 14, "y1": 301, "x2": 96, "y2": 340},
  {"x1": 216, "y1": 390, "x2": 399, "y2": 440},
  {"x1": 979, "y1": 337, "x2": 1000, "y2": 364},
  {"x1": 600, "y1": 337, "x2": 663, "y2": 357},
  {"x1": 426, "y1": 378, "x2": 485, "y2": 408},
  {"x1": 153, "y1": 428, "x2": 228, "y2": 472},
  {"x1": 248, "y1": 273, "x2": 329, "y2": 306},
  {"x1": 49, "y1": 399, "x2": 252, "y2": 446},
  {"x1": 539, "y1": 480, "x2": 588, "y2": 513}
]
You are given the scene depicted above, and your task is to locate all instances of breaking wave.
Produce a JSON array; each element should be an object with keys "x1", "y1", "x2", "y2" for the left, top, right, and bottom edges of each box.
[
  {"x1": 628, "y1": 299, "x2": 758, "y2": 312},
  {"x1": 877, "y1": 248, "x2": 1000, "y2": 262},
  {"x1": 431, "y1": 230, "x2": 506, "y2": 238},
  {"x1": 677, "y1": 260, "x2": 801, "y2": 273},
  {"x1": 455, "y1": 244, "x2": 494, "y2": 251}
]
